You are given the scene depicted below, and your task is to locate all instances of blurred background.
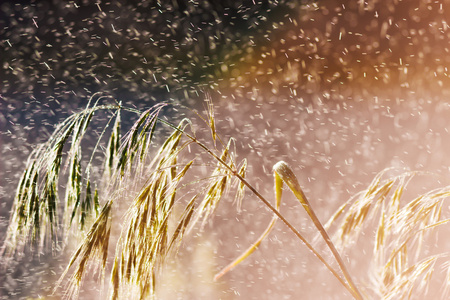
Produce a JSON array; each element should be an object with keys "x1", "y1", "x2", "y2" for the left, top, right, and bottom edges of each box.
[{"x1": 2, "y1": 0, "x2": 450, "y2": 299}]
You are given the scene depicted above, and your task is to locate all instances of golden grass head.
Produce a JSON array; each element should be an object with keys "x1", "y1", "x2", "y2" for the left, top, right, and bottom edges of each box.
[{"x1": 4, "y1": 98, "x2": 449, "y2": 300}]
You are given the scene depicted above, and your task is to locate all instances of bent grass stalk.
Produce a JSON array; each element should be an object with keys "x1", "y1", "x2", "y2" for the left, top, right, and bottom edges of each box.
[
  {"x1": 2, "y1": 100, "x2": 362, "y2": 299},
  {"x1": 213, "y1": 161, "x2": 364, "y2": 300},
  {"x1": 272, "y1": 161, "x2": 363, "y2": 300},
  {"x1": 1, "y1": 99, "x2": 365, "y2": 299},
  {"x1": 160, "y1": 116, "x2": 362, "y2": 298},
  {"x1": 213, "y1": 169, "x2": 283, "y2": 281},
  {"x1": 7, "y1": 99, "x2": 448, "y2": 299}
]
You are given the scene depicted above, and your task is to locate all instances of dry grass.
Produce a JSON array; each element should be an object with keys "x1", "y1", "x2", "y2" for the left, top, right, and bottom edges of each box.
[
  {"x1": 324, "y1": 170, "x2": 450, "y2": 299},
  {"x1": 2, "y1": 97, "x2": 449, "y2": 299}
]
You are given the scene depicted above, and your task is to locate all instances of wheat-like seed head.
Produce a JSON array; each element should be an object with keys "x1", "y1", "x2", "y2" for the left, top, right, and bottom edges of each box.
[
  {"x1": 325, "y1": 170, "x2": 450, "y2": 299},
  {"x1": 5, "y1": 98, "x2": 448, "y2": 300}
]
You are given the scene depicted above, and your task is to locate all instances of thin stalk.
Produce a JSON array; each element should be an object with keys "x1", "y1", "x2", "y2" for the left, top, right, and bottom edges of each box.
[
  {"x1": 213, "y1": 214, "x2": 278, "y2": 281},
  {"x1": 157, "y1": 118, "x2": 361, "y2": 299},
  {"x1": 103, "y1": 105, "x2": 361, "y2": 298},
  {"x1": 232, "y1": 172, "x2": 362, "y2": 299},
  {"x1": 273, "y1": 161, "x2": 364, "y2": 300},
  {"x1": 213, "y1": 168, "x2": 283, "y2": 281}
]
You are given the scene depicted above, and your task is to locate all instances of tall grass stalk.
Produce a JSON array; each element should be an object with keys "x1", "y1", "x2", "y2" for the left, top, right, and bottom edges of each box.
[{"x1": 2, "y1": 97, "x2": 449, "y2": 299}]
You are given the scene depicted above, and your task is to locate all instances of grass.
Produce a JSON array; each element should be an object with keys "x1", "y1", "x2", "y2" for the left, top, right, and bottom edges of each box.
[
  {"x1": 1, "y1": 96, "x2": 449, "y2": 299},
  {"x1": 323, "y1": 170, "x2": 450, "y2": 299}
]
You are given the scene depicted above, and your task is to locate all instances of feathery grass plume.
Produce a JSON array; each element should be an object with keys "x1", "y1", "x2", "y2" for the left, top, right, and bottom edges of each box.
[
  {"x1": 2, "y1": 153, "x2": 41, "y2": 256},
  {"x1": 109, "y1": 120, "x2": 198, "y2": 300},
  {"x1": 167, "y1": 194, "x2": 196, "y2": 252},
  {"x1": 189, "y1": 138, "x2": 239, "y2": 232},
  {"x1": 324, "y1": 170, "x2": 450, "y2": 299},
  {"x1": 382, "y1": 256, "x2": 442, "y2": 300},
  {"x1": 2, "y1": 97, "x2": 256, "y2": 299},
  {"x1": 1, "y1": 98, "x2": 105, "y2": 256},
  {"x1": 3, "y1": 98, "x2": 247, "y2": 298},
  {"x1": 188, "y1": 93, "x2": 217, "y2": 146},
  {"x1": 442, "y1": 261, "x2": 450, "y2": 298},
  {"x1": 65, "y1": 149, "x2": 82, "y2": 227},
  {"x1": 11, "y1": 97, "x2": 449, "y2": 300},
  {"x1": 117, "y1": 104, "x2": 166, "y2": 178},
  {"x1": 55, "y1": 200, "x2": 112, "y2": 299},
  {"x1": 104, "y1": 108, "x2": 121, "y2": 178},
  {"x1": 323, "y1": 170, "x2": 398, "y2": 249}
]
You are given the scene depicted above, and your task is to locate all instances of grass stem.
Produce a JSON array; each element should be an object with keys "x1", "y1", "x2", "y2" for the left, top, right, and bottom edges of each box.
[{"x1": 273, "y1": 161, "x2": 364, "y2": 300}]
